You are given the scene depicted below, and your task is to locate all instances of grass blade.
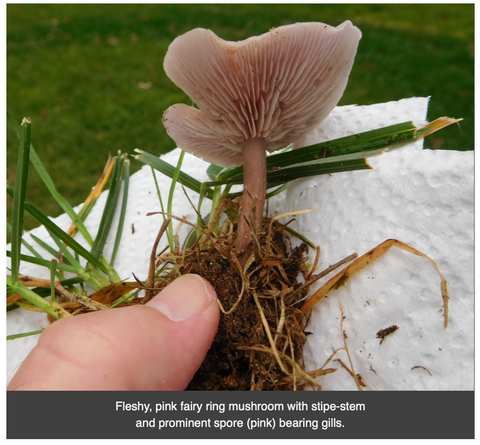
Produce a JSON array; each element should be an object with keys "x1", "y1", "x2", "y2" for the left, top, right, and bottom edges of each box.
[
  {"x1": 29, "y1": 233, "x2": 74, "y2": 281},
  {"x1": 10, "y1": 118, "x2": 31, "y2": 283},
  {"x1": 168, "y1": 150, "x2": 186, "y2": 216},
  {"x1": 134, "y1": 149, "x2": 214, "y2": 199},
  {"x1": 165, "y1": 150, "x2": 186, "y2": 251},
  {"x1": 50, "y1": 259, "x2": 57, "y2": 304},
  {"x1": 151, "y1": 165, "x2": 167, "y2": 217},
  {"x1": 7, "y1": 330, "x2": 45, "y2": 340},
  {"x1": 72, "y1": 155, "x2": 116, "y2": 239},
  {"x1": 29, "y1": 146, "x2": 94, "y2": 244},
  {"x1": 6, "y1": 250, "x2": 79, "y2": 273},
  {"x1": 415, "y1": 117, "x2": 463, "y2": 139},
  {"x1": 110, "y1": 157, "x2": 130, "y2": 266},
  {"x1": 7, "y1": 222, "x2": 45, "y2": 259},
  {"x1": 204, "y1": 156, "x2": 372, "y2": 191},
  {"x1": 216, "y1": 121, "x2": 418, "y2": 183},
  {"x1": 206, "y1": 164, "x2": 224, "y2": 181},
  {"x1": 29, "y1": 233, "x2": 63, "y2": 259},
  {"x1": 8, "y1": 112, "x2": 94, "y2": 245},
  {"x1": 205, "y1": 118, "x2": 460, "y2": 191},
  {"x1": 7, "y1": 276, "x2": 69, "y2": 320},
  {"x1": 7, "y1": 276, "x2": 85, "y2": 312},
  {"x1": 6, "y1": 184, "x2": 109, "y2": 274},
  {"x1": 265, "y1": 157, "x2": 373, "y2": 188},
  {"x1": 89, "y1": 153, "x2": 124, "y2": 261},
  {"x1": 48, "y1": 231, "x2": 83, "y2": 273}
]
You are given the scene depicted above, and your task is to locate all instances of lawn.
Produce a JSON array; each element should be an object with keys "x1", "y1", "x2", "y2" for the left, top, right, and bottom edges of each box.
[{"x1": 7, "y1": 4, "x2": 474, "y2": 230}]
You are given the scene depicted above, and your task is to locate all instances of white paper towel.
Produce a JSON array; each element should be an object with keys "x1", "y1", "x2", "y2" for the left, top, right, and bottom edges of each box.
[{"x1": 7, "y1": 97, "x2": 473, "y2": 390}]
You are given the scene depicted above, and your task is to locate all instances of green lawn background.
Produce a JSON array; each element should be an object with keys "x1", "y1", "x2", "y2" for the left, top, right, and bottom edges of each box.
[{"x1": 7, "y1": 4, "x2": 474, "y2": 230}]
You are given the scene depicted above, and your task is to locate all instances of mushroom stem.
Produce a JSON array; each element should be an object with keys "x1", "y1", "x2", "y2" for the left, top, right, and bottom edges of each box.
[{"x1": 235, "y1": 138, "x2": 267, "y2": 266}]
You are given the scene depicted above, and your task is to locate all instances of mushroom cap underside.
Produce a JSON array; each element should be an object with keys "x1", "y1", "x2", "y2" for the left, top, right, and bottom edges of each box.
[{"x1": 163, "y1": 21, "x2": 362, "y2": 167}]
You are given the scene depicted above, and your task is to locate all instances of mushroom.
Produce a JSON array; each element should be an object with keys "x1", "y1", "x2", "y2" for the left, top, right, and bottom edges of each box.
[{"x1": 162, "y1": 21, "x2": 361, "y2": 265}]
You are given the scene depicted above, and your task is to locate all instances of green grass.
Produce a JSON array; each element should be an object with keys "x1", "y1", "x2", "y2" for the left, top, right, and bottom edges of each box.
[{"x1": 7, "y1": 4, "x2": 473, "y2": 231}]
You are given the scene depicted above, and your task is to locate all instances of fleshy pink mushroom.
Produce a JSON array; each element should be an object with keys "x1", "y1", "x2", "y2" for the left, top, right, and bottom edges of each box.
[{"x1": 162, "y1": 22, "x2": 361, "y2": 265}]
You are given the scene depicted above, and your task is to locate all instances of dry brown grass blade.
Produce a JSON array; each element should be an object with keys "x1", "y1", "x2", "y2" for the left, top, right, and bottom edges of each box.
[
  {"x1": 144, "y1": 218, "x2": 172, "y2": 303},
  {"x1": 300, "y1": 239, "x2": 449, "y2": 328},
  {"x1": 147, "y1": 211, "x2": 198, "y2": 230},
  {"x1": 274, "y1": 295, "x2": 286, "y2": 347},
  {"x1": 7, "y1": 275, "x2": 52, "y2": 288},
  {"x1": 6, "y1": 275, "x2": 139, "y2": 307},
  {"x1": 180, "y1": 182, "x2": 206, "y2": 226},
  {"x1": 90, "y1": 281, "x2": 140, "y2": 306},
  {"x1": 46, "y1": 281, "x2": 145, "y2": 320},
  {"x1": 416, "y1": 117, "x2": 463, "y2": 140},
  {"x1": 7, "y1": 275, "x2": 52, "y2": 304},
  {"x1": 252, "y1": 291, "x2": 289, "y2": 375},
  {"x1": 54, "y1": 281, "x2": 108, "y2": 310},
  {"x1": 284, "y1": 309, "x2": 297, "y2": 390},
  {"x1": 46, "y1": 156, "x2": 118, "y2": 272},
  {"x1": 306, "y1": 367, "x2": 338, "y2": 379},
  {"x1": 311, "y1": 252, "x2": 358, "y2": 283},
  {"x1": 6, "y1": 294, "x2": 24, "y2": 305},
  {"x1": 238, "y1": 345, "x2": 323, "y2": 390},
  {"x1": 293, "y1": 252, "x2": 358, "y2": 308},
  {"x1": 207, "y1": 241, "x2": 246, "y2": 315},
  {"x1": 66, "y1": 155, "x2": 116, "y2": 239},
  {"x1": 307, "y1": 245, "x2": 321, "y2": 280},
  {"x1": 339, "y1": 303, "x2": 365, "y2": 390},
  {"x1": 321, "y1": 347, "x2": 345, "y2": 368},
  {"x1": 281, "y1": 354, "x2": 323, "y2": 390},
  {"x1": 334, "y1": 358, "x2": 367, "y2": 389}
]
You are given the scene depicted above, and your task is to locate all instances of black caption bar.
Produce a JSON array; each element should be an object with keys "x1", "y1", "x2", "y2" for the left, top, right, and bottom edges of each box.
[{"x1": 7, "y1": 391, "x2": 473, "y2": 439}]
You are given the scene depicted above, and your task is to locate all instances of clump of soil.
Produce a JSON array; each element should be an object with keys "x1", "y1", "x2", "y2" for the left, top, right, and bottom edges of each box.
[
  {"x1": 43, "y1": 200, "x2": 323, "y2": 390},
  {"x1": 148, "y1": 204, "x2": 318, "y2": 390}
]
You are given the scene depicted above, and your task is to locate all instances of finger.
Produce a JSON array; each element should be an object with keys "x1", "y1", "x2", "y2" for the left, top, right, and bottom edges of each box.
[{"x1": 8, "y1": 274, "x2": 220, "y2": 390}]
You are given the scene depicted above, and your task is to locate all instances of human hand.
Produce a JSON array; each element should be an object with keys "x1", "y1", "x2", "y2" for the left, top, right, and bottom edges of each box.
[{"x1": 7, "y1": 274, "x2": 219, "y2": 390}]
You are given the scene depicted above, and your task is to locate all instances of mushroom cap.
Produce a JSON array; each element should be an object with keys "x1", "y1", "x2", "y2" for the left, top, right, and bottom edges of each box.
[{"x1": 163, "y1": 21, "x2": 361, "y2": 167}]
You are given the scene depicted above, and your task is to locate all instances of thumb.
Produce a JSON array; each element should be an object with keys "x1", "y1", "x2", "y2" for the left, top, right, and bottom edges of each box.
[{"x1": 8, "y1": 274, "x2": 219, "y2": 390}]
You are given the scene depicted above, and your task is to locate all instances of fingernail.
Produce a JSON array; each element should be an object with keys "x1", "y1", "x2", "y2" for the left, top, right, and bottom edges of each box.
[{"x1": 146, "y1": 274, "x2": 216, "y2": 322}]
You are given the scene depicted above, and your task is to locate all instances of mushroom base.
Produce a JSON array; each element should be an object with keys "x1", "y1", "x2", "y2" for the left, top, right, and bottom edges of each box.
[{"x1": 152, "y1": 210, "x2": 315, "y2": 390}]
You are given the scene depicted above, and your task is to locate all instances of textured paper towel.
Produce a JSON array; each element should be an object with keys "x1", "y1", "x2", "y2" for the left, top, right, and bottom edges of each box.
[{"x1": 7, "y1": 97, "x2": 473, "y2": 390}]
